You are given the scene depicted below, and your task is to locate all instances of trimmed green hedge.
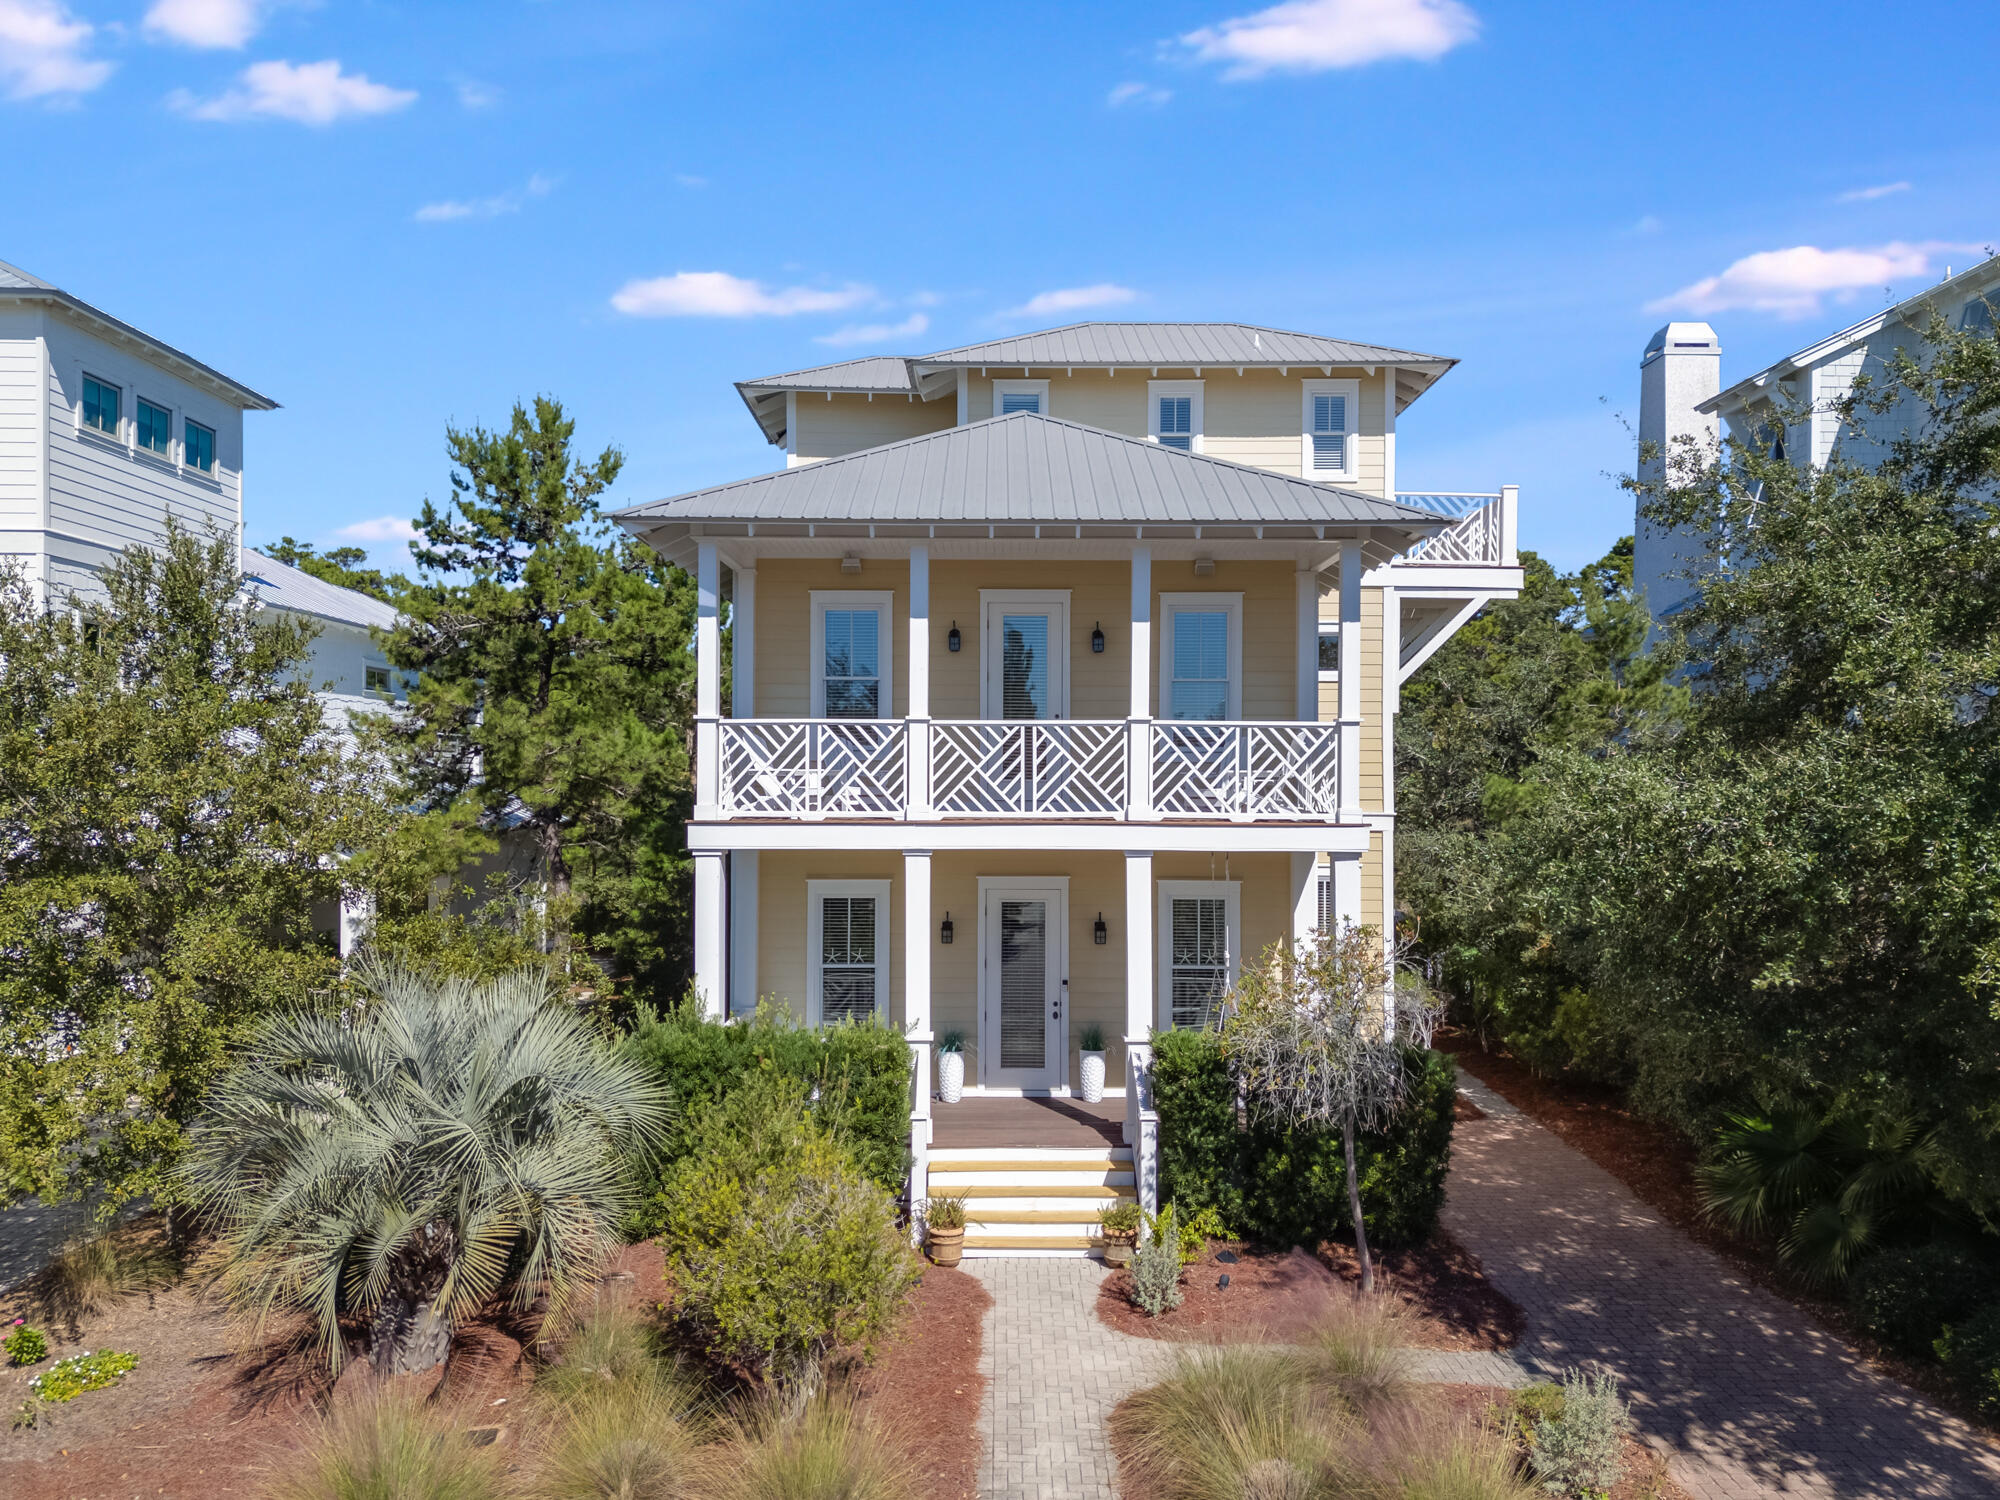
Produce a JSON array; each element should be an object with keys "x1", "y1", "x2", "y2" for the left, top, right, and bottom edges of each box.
[
  {"x1": 621, "y1": 1004, "x2": 913, "y2": 1230},
  {"x1": 1153, "y1": 1028, "x2": 1456, "y2": 1250}
]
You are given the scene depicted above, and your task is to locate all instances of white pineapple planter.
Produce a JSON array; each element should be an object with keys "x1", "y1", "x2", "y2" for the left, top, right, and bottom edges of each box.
[
  {"x1": 1079, "y1": 1050, "x2": 1107, "y2": 1104},
  {"x1": 937, "y1": 1048, "x2": 965, "y2": 1104}
]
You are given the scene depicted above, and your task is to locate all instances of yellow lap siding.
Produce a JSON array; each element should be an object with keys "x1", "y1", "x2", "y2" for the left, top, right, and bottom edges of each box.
[
  {"x1": 752, "y1": 558, "x2": 910, "y2": 719},
  {"x1": 790, "y1": 391, "x2": 954, "y2": 462}
]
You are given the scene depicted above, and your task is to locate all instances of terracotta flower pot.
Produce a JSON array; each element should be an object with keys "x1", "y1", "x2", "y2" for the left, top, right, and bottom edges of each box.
[{"x1": 928, "y1": 1225, "x2": 965, "y2": 1268}]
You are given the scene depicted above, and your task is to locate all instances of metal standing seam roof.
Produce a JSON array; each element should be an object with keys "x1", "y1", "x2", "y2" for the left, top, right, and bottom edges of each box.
[
  {"x1": 612, "y1": 411, "x2": 1448, "y2": 544},
  {"x1": 241, "y1": 549, "x2": 400, "y2": 630},
  {"x1": 910, "y1": 322, "x2": 1454, "y2": 372},
  {"x1": 0, "y1": 256, "x2": 279, "y2": 411}
]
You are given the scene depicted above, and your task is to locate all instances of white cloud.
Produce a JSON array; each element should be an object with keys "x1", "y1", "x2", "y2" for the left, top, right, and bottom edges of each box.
[
  {"x1": 815, "y1": 313, "x2": 930, "y2": 348},
  {"x1": 1837, "y1": 181, "x2": 1911, "y2": 204},
  {"x1": 454, "y1": 77, "x2": 499, "y2": 110},
  {"x1": 0, "y1": 0, "x2": 113, "y2": 100},
  {"x1": 674, "y1": 173, "x2": 707, "y2": 188},
  {"x1": 1625, "y1": 214, "x2": 1663, "y2": 236},
  {"x1": 143, "y1": 0, "x2": 266, "y2": 48},
  {"x1": 1179, "y1": 0, "x2": 1479, "y2": 79},
  {"x1": 415, "y1": 172, "x2": 554, "y2": 223},
  {"x1": 1646, "y1": 240, "x2": 1982, "y2": 319},
  {"x1": 1005, "y1": 283, "x2": 1140, "y2": 318},
  {"x1": 336, "y1": 515, "x2": 419, "y2": 544},
  {"x1": 1108, "y1": 80, "x2": 1171, "y2": 107},
  {"x1": 170, "y1": 59, "x2": 416, "y2": 124},
  {"x1": 610, "y1": 271, "x2": 872, "y2": 318}
]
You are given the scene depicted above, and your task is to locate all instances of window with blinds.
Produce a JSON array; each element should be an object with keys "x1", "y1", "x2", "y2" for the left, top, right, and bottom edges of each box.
[
  {"x1": 1317, "y1": 876, "x2": 1333, "y2": 933},
  {"x1": 822, "y1": 608, "x2": 881, "y2": 718},
  {"x1": 818, "y1": 895, "x2": 879, "y2": 1024},
  {"x1": 1001, "y1": 392, "x2": 1042, "y2": 414},
  {"x1": 999, "y1": 898, "x2": 1048, "y2": 1069},
  {"x1": 1157, "y1": 395, "x2": 1193, "y2": 450},
  {"x1": 1311, "y1": 393, "x2": 1348, "y2": 473},
  {"x1": 1170, "y1": 609, "x2": 1230, "y2": 720},
  {"x1": 1169, "y1": 896, "x2": 1230, "y2": 1029}
]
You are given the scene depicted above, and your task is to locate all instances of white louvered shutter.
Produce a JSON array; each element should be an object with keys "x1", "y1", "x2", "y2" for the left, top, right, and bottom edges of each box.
[
  {"x1": 1001, "y1": 392, "x2": 1042, "y2": 414},
  {"x1": 1311, "y1": 393, "x2": 1348, "y2": 474},
  {"x1": 1168, "y1": 896, "x2": 1230, "y2": 1028},
  {"x1": 1317, "y1": 876, "x2": 1333, "y2": 933}
]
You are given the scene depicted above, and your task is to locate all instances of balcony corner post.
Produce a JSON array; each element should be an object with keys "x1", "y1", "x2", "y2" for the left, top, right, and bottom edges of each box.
[
  {"x1": 1501, "y1": 484, "x2": 1520, "y2": 566},
  {"x1": 695, "y1": 540, "x2": 722, "y2": 820},
  {"x1": 1128, "y1": 544, "x2": 1153, "y2": 820},
  {"x1": 904, "y1": 848, "x2": 934, "y2": 1235},
  {"x1": 1336, "y1": 541, "x2": 1363, "y2": 823},
  {"x1": 907, "y1": 545, "x2": 932, "y2": 820}
]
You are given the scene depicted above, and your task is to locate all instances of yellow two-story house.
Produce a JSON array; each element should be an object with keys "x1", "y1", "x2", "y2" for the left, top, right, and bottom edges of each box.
[{"x1": 613, "y1": 322, "x2": 1520, "y2": 1254}]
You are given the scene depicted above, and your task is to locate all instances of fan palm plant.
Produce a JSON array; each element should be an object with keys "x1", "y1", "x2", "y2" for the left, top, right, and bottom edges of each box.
[{"x1": 184, "y1": 963, "x2": 672, "y2": 1374}]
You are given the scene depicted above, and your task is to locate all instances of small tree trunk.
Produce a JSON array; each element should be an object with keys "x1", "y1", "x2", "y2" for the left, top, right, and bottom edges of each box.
[
  {"x1": 370, "y1": 1255, "x2": 453, "y2": 1377},
  {"x1": 1343, "y1": 1117, "x2": 1373, "y2": 1293}
]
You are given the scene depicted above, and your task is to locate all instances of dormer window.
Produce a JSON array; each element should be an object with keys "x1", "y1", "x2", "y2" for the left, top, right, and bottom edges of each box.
[
  {"x1": 992, "y1": 379, "x2": 1049, "y2": 416},
  {"x1": 1149, "y1": 380, "x2": 1203, "y2": 453},
  {"x1": 1302, "y1": 379, "x2": 1358, "y2": 481}
]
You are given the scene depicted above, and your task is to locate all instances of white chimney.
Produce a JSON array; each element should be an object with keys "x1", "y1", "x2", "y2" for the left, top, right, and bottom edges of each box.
[{"x1": 1635, "y1": 322, "x2": 1720, "y2": 625}]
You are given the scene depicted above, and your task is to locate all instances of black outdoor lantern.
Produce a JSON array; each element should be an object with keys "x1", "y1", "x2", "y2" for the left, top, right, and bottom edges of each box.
[
  {"x1": 1091, "y1": 621, "x2": 1105, "y2": 654},
  {"x1": 947, "y1": 621, "x2": 961, "y2": 652},
  {"x1": 1094, "y1": 912, "x2": 1108, "y2": 946},
  {"x1": 940, "y1": 912, "x2": 954, "y2": 944}
]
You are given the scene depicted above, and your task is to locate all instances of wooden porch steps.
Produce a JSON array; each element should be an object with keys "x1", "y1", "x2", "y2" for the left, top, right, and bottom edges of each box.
[{"x1": 928, "y1": 1144, "x2": 1137, "y2": 1258}]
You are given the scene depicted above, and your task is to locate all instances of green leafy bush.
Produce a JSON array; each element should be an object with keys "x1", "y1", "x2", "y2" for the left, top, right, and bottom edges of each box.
[
  {"x1": 1936, "y1": 1304, "x2": 2000, "y2": 1418},
  {"x1": 4, "y1": 1322, "x2": 47, "y2": 1366},
  {"x1": 1525, "y1": 1368, "x2": 1630, "y2": 1499},
  {"x1": 656, "y1": 1078, "x2": 919, "y2": 1392},
  {"x1": 623, "y1": 1002, "x2": 912, "y2": 1221},
  {"x1": 1154, "y1": 1030, "x2": 1457, "y2": 1250},
  {"x1": 1848, "y1": 1241, "x2": 1997, "y2": 1358},
  {"x1": 1129, "y1": 1221, "x2": 1184, "y2": 1317}
]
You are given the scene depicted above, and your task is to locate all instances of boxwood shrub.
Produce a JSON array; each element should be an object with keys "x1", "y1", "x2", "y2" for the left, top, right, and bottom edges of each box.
[
  {"x1": 621, "y1": 1002, "x2": 912, "y2": 1232},
  {"x1": 1153, "y1": 1027, "x2": 1456, "y2": 1250},
  {"x1": 1847, "y1": 1240, "x2": 1998, "y2": 1358}
]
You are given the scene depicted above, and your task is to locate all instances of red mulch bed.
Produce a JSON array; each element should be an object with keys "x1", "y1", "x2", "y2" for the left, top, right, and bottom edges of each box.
[
  {"x1": 1096, "y1": 1230, "x2": 1521, "y2": 1350},
  {"x1": 851, "y1": 1265, "x2": 990, "y2": 1500}
]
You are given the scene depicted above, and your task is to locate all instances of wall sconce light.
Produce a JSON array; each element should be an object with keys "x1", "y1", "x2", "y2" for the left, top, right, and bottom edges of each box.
[
  {"x1": 947, "y1": 622, "x2": 961, "y2": 652},
  {"x1": 1091, "y1": 622, "x2": 1105, "y2": 654},
  {"x1": 841, "y1": 553, "x2": 861, "y2": 574},
  {"x1": 940, "y1": 912, "x2": 954, "y2": 944},
  {"x1": 1094, "y1": 912, "x2": 1108, "y2": 946},
  {"x1": 1193, "y1": 555, "x2": 1215, "y2": 578}
]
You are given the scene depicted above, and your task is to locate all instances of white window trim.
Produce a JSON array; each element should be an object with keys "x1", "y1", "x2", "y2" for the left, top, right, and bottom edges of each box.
[
  {"x1": 1156, "y1": 879, "x2": 1242, "y2": 1032},
  {"x1": 1147, "y1": 379, "x2": 1204, "y2": 454},
  {"x1": 807, "y1": 878, "x2": 891, "y2": 1027},
  {"x1": 979, "y1": 588, "x2": 1072, "y2": 720},
  {"x1": 991, "y1": 378, "x2": 1051, "y2": 418},
  {"x1": 809, "y1": 590, "x2": 895, "y2": 719},
  {"x1": 1158, "y1": 591, "x2": 1244, "y2": 721},
  {"x1": 1301, "y1": 377, "x2": 1360, "y2": 484}
]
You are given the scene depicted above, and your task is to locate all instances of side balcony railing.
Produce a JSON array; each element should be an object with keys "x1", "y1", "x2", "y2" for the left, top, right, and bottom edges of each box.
[
  {"x1": 715, "y1": 717, "x2": 1343, "y2": 822},
  {"x1": 1393, "y1": 489, "x2": 1516, "y2": 567}
]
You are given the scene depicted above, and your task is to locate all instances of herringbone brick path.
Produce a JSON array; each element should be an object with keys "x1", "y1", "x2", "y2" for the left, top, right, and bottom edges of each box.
[{"x1": 1445, "y1": 1075, "x2": 2000, "y2": 1498}]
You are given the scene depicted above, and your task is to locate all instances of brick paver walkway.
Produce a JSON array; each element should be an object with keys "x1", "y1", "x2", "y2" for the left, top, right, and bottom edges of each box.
[{"x1": 1445, "y1": 1075, "x2": 2000, "y2": 1499}]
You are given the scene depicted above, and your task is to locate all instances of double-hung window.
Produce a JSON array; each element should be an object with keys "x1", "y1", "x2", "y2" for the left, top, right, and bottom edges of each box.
[
  {"x1": 185, "y1": 419, "x2": 216, "y2": 474},
  {"x1": 1159, "y1": 593, "x2": 1243, "y2": 721},
  {"x1": 82, "y1": 375, "x2": 120, "y2": 437},
  {"x1": 136, "y1": 398, "x2": 172, "y2": 457},
  {"x1": 991, "y1": 378, "x2": 1050, "y2": 417},
  {"x1": 365, "y1": 665, "x2": 394, "y2": 699},
  {"x1": 1301, "y1": 378, "x2": 1358, "y2": 481},
  {"x1": 808, "y1": 880, "x2": 890, "y2": 1025},
  {"x1": 1157, "y1": 881, "x2": 1240, "y2": 1031},
  {"x1": 1149, "y1": 380, "x2": 1203, "y2": 452},
  {"x1": 811, "y1": 591, "x2": 893, "y2": 719}
]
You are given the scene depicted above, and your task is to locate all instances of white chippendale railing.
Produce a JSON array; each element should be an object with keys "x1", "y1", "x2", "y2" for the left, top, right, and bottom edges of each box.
[
  {"x1": 1394, "y1": 490, "x2": 1513, "y2": 566},
  {"x1": 1150, "y1": 721, "x2": 1341, "y2": 820},
  {"x1": 932, "y1": 720, "x2": 1127, "y2": 817},
  {"x1": 719, "y1": 718, "x2": 906, "y2": 817}
]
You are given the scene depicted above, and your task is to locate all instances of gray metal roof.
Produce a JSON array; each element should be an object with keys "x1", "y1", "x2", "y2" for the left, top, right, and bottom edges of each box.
[
  {"x1": 0, "y1": 257, "x2": 279, "y2": 410},
  {"x1": 614, "y1": 411, "x2": 1444, "y2": 563},
  {"x1": 242, "y1": 549, "x2": 400, "y2": 630},
  {"x1": 912, "y1": 322, "x2": 1453, "y2": 372},
  {"x1": 735, "y1": 356, "x2": 917, "y2": 443}
]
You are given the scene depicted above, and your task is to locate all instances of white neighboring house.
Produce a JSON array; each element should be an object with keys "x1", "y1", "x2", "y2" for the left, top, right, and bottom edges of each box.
[{"x1": 1636, "y1": 252, "x2": 2000, "y2": 622}]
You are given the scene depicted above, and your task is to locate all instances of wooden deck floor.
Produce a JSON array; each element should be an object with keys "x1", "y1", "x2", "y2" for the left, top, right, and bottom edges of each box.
[{"x1": 929, "y1": 1095, "x2": 1126, "y2": 1150}]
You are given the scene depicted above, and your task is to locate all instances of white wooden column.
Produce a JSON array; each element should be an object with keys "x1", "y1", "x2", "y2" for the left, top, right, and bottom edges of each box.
[
  {"x1": 904, "y1": 850, "x2": 933, "y2": 1222},
  {"x1": 729, "y1": 852, "x2": 758, "y2": 1016},
  {"x1": 1123, "y1": 848, "x2": 1158, "y2": 1213},
  {"x1": 1381, "y1": 366, "x2": 1397, "y2": 501},
  {"x1": 1290, "y1": 851, "x2": 1318, "y2": 949},
  {"x1": 1501, "y1": 483, "x2": 1520, "y2": 565},
  {"x1": 907, "y1": 545, "x2": 932, "y2": 817},
  {"x1": 1336, "y1": 541, "x2": 1363, "y2": 823},
  {"x1": 1331, "y1": 852, "x2": 1363, "y2": 930},
  {"x1": 694, "y1": 540, "x2": 721, "y2": 820},
  {"x1": 693, "y1": 850, "x2": 726, "y2": 1020},
  {"x1": 1127, "y1": 545, "x2": 1153, "y2": 818},
  {"x1": 1295, "y1": 559, "x2": 1318, "y2": 720},
  {"x1": 731, "y1": 560, "x2": 755, "y2": 718}
]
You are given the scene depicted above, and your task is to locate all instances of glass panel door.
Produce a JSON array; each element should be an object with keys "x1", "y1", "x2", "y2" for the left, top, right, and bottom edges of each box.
[
  {"x1": 979, "y1": 882, "x2": 1064, "y2": 1089},
  {"x1": 1170, "y1": 610, "x2": 1230, "y2": 720},
  {"x1": 981, "y1": 596, "x2": 1068, "y2": 721}
]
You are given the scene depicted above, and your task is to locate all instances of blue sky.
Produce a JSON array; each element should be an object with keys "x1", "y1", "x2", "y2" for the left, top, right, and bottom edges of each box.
[{"x1": 5, "y1": 0, "x2": 1996, "y2": 573}]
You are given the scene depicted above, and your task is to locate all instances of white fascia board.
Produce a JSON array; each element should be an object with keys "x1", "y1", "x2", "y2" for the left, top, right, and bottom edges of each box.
[
  {"x1": 1364, "y1": 563, "x2": 1525, "y2": 593},
  {"x1": 685, "y1": 821, "x2": 1375, "y2": 856}
]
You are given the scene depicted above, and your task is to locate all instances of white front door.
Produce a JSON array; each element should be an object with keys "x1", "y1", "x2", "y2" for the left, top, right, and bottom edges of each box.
[{"x1": 978, "y1": 878, "x2": 1066, "y2": 1090}]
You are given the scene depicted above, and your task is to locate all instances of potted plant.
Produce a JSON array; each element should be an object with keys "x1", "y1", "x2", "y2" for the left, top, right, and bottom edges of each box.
[
  {"x1": 925, "y1": 1193, "x2": 968, "y2": 1267},
  {"x1": 1098, "y1": 1201, "x2": 1142, "y2": 1268},
  {"x1": 936, "y1": 1030, "x2": 966, "y2": 1104},
  {"x1": 1078, "y1": 1022, "x2": 1107, "y2": 1103}
]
